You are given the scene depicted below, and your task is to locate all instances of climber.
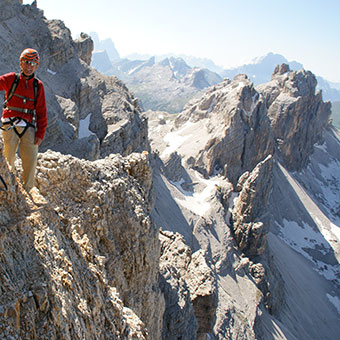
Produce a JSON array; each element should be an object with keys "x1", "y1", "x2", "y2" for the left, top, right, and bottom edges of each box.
[{"x1": 0, "y1": 48, "x2": 47, "y2": 192}]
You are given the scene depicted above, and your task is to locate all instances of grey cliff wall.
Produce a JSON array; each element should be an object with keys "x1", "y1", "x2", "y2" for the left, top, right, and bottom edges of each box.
[
  {"x1": 257, "y1": 63, "x2": 331, "y2": 171},
  {"x1": 174, "y1": 74, "x2": 274, "y2": 187}
]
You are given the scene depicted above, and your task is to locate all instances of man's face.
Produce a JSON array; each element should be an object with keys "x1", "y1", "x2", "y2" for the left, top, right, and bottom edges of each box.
[{"x1": 20, "y1": 59, "x2": 38, "y2": 76}]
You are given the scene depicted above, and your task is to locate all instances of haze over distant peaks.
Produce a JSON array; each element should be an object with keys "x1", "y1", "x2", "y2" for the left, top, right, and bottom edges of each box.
[
  {"x1": 89, "y1": 33, "x2": 340, "y2": 106},
  {"x1": 126, "y1": 52, "x2": 225, "y2": 73},
  {"x1": 221, "y1": 52, "x2": 303, "y2": 84},
  {"x1": 90, "y1": 32, "x2": 120, "y2": 61}
]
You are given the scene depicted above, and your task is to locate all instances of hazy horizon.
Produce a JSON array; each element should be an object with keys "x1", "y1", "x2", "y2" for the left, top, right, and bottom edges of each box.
[{"x1": 23, "y1": 0, "x2": 340, "y2": 83}]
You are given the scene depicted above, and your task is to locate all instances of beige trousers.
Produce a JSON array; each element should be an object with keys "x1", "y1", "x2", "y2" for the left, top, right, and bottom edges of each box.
[{"x1": 2, "y1": 126, "x2": 38, "y2": 191}]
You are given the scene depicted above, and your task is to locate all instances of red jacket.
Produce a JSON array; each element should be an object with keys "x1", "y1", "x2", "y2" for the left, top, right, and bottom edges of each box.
[{"x1": 0, "y1": 72, "x2": 47, "y2": 140}]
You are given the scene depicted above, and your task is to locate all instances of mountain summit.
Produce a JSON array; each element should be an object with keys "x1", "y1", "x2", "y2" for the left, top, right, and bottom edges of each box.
[{"x1": 222, "y1": 52, "x2": 303, "y2": 84}]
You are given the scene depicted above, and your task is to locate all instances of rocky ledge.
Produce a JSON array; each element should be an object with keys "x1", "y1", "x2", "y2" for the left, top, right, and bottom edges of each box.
[{"x1": 0, "y1": 146, "x2": 163, "y2": 340}]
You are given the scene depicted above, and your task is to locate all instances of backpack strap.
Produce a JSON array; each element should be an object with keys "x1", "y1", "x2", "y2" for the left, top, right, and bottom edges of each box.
[
  {"x1": 3, "y1": 73, "x2": 20, "y2": 109},
  {"x1": 33, "y1": 77, "x2": 39, "y2": 105},
  {"x1": 3, "y1": 73, "x2": 39, "y2": 109},
  {"x1": 31, "y1": 77, "x2": 39, "y2": 127}
]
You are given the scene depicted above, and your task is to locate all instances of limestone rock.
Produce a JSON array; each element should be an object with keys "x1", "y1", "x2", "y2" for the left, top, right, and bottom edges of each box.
[
  {"x1": 0, "y1": 149, "x2": 164, "y2": 339},
  {"x1": 162, "y1": 152, "x2": 183, "y2": 183},
  {"x1": 257, "y1": 63, "x2": 331, "y2": 171},
  {"x1": 159, "y1": 230, "x2": 217, "y2": 340},
  {"x1": 159, "y1": 230, "x2": 197, "y2": 339},
  {"x1": 75, "y1": 32, "x2": 94, "y2": 65},
  {"x1": 174, "y1": 75, "x2": 274, "y2": 186},
  {"x1": 187, "y1": 250, "x2": 218, "y2": 340},
  {"x1": 159, "y1": 265, "x2": 197, "y2": 340},
  {"x1": 231, "y1": 155, "x2": 273, "y2": 256}
]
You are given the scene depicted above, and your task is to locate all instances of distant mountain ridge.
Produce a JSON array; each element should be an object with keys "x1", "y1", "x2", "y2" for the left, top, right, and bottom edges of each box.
[
  {"x1": 221, "y1": 52, "x2": 340, "y2": 102},
  {"x1": 90, "y1": 33, "x2": 340, "y2": 110},
  {"x1": 221, "y1": 52, "x2": 303, "y2": 84},
  {"x1": 96, "y1": 55, "x2": 223, "y2": 113},
  {"x1": 126, "y1": 52, "x2": 225, "y2": 74}
]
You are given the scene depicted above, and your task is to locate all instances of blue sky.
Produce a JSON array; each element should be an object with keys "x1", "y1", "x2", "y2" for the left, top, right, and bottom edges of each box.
[{"x1": 25, "y1": 0, "x2": 340, "y2": 82}]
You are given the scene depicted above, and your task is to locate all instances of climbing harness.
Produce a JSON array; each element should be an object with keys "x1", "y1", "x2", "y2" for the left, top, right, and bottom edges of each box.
[
  {"x1": 1, "y1": 73, "x2": 39, "y2": 138},
  {"x1": 0, "y1": 174, "x2": 7, "y2": 192}
]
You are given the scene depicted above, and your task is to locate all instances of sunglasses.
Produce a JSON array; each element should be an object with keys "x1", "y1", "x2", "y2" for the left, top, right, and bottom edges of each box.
[{"x1": 22, "y1": 60, "x2": 38, "y2": 66}]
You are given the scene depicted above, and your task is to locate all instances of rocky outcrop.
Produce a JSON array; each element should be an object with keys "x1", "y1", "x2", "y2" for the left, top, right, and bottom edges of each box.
[
  {"x1": 174, "y1": 75, "x2": 274, "y2": 186},
  {"x1": 92, "y1": 50, "x2": 113, "y2": 73},
  {"x1": 75, "y1": 33, "x2": 94, "y2": 65},
  {"x1": 257, "y1": 64, "x2": 331, "y2": 171},
  {"x1": 161, "y1": 152, "x2": 183, "y2": 183},
  {"x1": 0, "y1": 145, "x2": 164, "y2": 339},
  {"x1": 159, "y1": 231, "x2": 197, "y2": 340},
  {"x1": 2, "y1": 2, "x2": 339, "y2": 339},
  {"x1": 159, "y1": 230, "x2": 217, "y2": 340},
  {"x1": 231, "y1": 155, "x2": 273, "y2": 256},
  {"x1": 172, "y1": 65, "x2": 332, "y2": 184},
  {"x1": 146, "y1": 61, "x2": 338, "y2": 339}
]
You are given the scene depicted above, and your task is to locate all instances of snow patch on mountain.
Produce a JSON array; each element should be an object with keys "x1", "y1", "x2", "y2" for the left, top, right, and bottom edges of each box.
[
  {"x1": 79, "y1": 114, "x2": 93, "y2": 138},
  {"x1": 162, "y1": 121, "x2": 194, "y2": 158},
  {"x1": 170, "y1": 172, "x2": 224, "y2": 216},
  {"x1": 277, "y1": 218, "x2": 339, "y2": 283},
  {"x1": 326, "y1": 293, "x2": 340, "y2": 314},
  {"x1": 274, "y1": 130, "x2": 340, "y2": 290},
  {"x1": 161, "y1": 119, "x2": 211, "y2": 160}
]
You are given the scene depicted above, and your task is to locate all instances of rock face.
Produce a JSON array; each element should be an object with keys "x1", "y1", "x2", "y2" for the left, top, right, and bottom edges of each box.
[
  {"x1": 231, "y1": 155, "x2": 273, "y2": 256},
  {"x1": 90, "y1": 32, "x2": 121, "y2": 62},
  {"x1": 0, "y1": 0, "x2": 148, "y2": 160},
  {"x1": 174, "y1": 74, "x2": 274, "y2": 186},
  {"x1": 0, "y1": 145, "x2": 164, "y2": 339},
  {"x1": 159, "y1": 230, "x2": 217, "y2": 340},
  {"x1": 257, "y1": 64, "x2": 331, "y2": 171},
  {"x1": 91, "y1": 50, "x2": 113, "y2": 73},
  {"x1": 159, "y1": 231, "x2": 197, "y2": 340},
  {"x1": 1, "y1": 1, "x2": 339, "y2": 340}
]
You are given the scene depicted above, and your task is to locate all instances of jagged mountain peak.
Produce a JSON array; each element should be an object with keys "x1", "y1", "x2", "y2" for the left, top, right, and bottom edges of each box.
[
  {"x1": 90, "y1": 31, "x2": 120, "y2": 61},
  {"x1": 155, "y1": 56, "x2": 191, "y2": 80},
  {"x1": 222, "y1": 52, "x2": 304, "y2": 85},
  {"x1": 146, "y1": 63, "x2": 339, "y2": 339}
]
